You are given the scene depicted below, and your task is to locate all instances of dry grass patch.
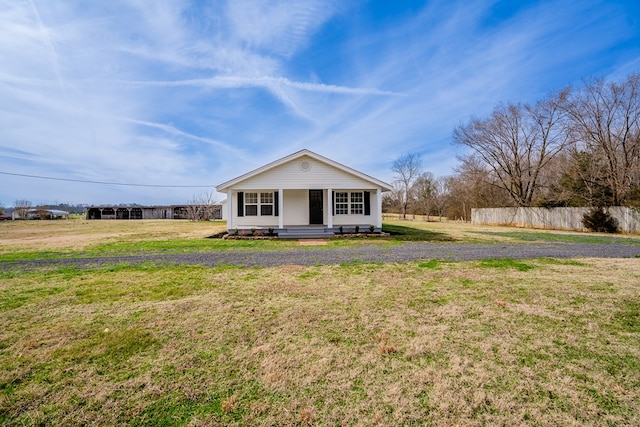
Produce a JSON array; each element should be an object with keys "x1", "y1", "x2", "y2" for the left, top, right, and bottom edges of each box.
[
  {"x1": 0, "y1": 219, "x2": 225, "y2": 252},
  {"x1": 384, "y1": 218, "x2": 640, "y2": 244},
  {"x1": 1, "y1": 259, "x2": 639, "y2": 426},
  {"x1": 383, "y1": 218, "x2": 525, "y2": 242},
  {"x1": 297, "y1": 239, "x2": 328, "y2": 246}
]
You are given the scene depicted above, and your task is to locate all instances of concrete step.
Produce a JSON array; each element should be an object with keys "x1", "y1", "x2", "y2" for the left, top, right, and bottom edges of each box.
[{"x1": 277, "y1": 228, "x2": 335, "y2": 239}]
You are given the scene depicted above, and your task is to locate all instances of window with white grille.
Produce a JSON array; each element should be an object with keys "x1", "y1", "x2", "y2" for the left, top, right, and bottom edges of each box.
[
  {"x1": 350, "y1": 192, "x2": 363, "y2": 214},
  {"x1": 245, "y1": 192, "x2": 258, "y2": 216},
  {"x1": 260, "y1": 192, "x2": 273, "y2": 216},
  {"x1": 335, "y1": 192, "x2": 349, "y2": 215}
]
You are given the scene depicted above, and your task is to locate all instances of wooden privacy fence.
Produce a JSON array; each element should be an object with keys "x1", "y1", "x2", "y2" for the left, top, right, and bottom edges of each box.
[{"x1": 472, "y1": 207, "x2": 640, "y2": 233}]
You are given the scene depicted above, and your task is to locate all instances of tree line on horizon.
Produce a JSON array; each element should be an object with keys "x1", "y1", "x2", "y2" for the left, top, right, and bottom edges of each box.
[{"x1": 385, "y1": 72, "x2": 640, "y2": 221}]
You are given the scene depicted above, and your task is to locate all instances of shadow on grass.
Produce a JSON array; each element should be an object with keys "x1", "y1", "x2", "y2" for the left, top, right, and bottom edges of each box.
[{"x1": 382, "y1": 223, "x2": 455, "y2": 242}]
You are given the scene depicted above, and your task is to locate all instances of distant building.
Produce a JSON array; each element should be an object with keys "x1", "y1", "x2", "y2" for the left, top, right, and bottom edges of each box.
[
  {"x1": 12, "y1": 209, "x2": 70, "y2": 220},
  {"x1": 85, "y1": 205, "x2": 222, "y2": 220}
]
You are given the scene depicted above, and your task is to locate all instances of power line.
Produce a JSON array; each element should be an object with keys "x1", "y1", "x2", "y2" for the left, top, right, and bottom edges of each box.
[{"x1": 0, "y1": 171, "x2": 215, "y2": 188}]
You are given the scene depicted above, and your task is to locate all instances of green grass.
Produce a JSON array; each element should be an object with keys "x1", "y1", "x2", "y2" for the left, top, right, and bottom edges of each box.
[
  {"x1": 613, "y1": 300, "x2": 640, "y2": 333},
  {"x1": 381, "y1": 222, "x2": 456, "y2": 241},
  {"x1": 472, "y1": 230, "x2": 640, "y2": 245},
  {"x1": 535, "y1": 258, "x2": 588, "y2": 266},
  {"x1": 478, "y1": 258, "x2": 536, "y2": 271},
  {"x1": 4, "y1": 219, "x2": 639, "y2": 264},
  {"x1": 417, "y1": 259, "x2": 446, "y2": 269},
  {"x1": 1, "y1": 258, "x2": 639, "y2": 426},
  {"x1": 0, "y1": 238, "x2": 301, "y2": 262},
  {"x1": 0, "y1": 220, "x2": 455, "y2": 262},
  {"x1": 2, "y1": 218, "x2": 640, "y2": 424}
]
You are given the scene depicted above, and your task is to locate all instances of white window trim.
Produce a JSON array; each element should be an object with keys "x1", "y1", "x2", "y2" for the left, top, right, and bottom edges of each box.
[
  {"x1": 350, "y1": 192, "x2": 364, "y2": 215},
  {"x1": 260, "y1": 192, "x2": 274, "y2": 216},
  {"x1": 245, "y1": 192, "x2": 258, "y2": 216},
  {"x1": 335, "y1": 192, "x2": 349, "y2": 215},
  {"x1": 245, "y1": 191, "x2": 274, "y2": 217},
  {"x1": 334, "y1": 191, "x2": 364, "y2": 215}
]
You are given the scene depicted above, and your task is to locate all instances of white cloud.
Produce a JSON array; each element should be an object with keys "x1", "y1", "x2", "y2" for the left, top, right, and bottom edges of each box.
[
  {"x1": 226, "y1": 0, "x2": 338, "y2": 58},
  {"x1": 0, "y1": 0, "x2": 638, "y2": 205}
]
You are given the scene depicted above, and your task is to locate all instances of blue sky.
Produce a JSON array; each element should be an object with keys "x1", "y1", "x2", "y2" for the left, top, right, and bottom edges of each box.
[{"x1": 1, "y1": 0, "x2": 639, "y2": 206}]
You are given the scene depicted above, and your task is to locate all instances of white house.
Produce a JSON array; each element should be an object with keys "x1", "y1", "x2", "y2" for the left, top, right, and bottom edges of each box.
[{"x1": 216, "y1": 149, "x2": 392, "y2": 238}]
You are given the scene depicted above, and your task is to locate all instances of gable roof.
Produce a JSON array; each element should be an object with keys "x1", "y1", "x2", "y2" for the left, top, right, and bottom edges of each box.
[{"x1": 216, "y1": 149, "x2": 392, "y2": 192}]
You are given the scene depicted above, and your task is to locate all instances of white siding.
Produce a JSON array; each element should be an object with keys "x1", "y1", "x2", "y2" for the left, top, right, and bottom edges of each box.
[
  {"x1": 220, "y1": 200, "x2": 228, "y2": 220},
  {"x1": 222, "y1": 155, "x2": 387, "y2": 230},
  {"x1": 230, "y1": 190, "x2": 279, "y2": 229},
  {"x1": 332, "y1": 190, "x2": 380, "y2": 227},
  {"x1": 283, "y1": 189, "x2": 308, "y2": 225},
  {"x1": 232, "y1": 155, "x2": 376, "y2": 190},
  {"x1": 332, "y1": 214, "x2": 373, "y2": 226},
  {"x1": 227, "y1": 188, "x2": 382, "y2": 229}
]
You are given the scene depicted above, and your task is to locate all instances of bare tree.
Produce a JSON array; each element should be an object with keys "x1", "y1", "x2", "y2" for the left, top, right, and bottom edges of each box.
[
  {"x1": 185, "y1": 191, "x2": 219, "y2": 221},
  {"x1": 199, "y1": 191, "x2": 220, "y2": 220},
  {"x1": 184, "y1": 197, "x2": 202, "y2": 221},
  {"x1": 432, "y1": 177, "x2": 449, "y2": 221},
  {"x1": 453, "y1": 92, "x2": 570, "y2": 207},
  {"x1": 13, "y1": 199, "x2": 32, "y2": 219},
  {"x1": 442, "y1": 175, "x2": 470, "y2": 222},
  {"x1": 382, "y1": 183, "x2": 404, "y2": 215},
  {"x1": 412, "y1": 172, "x2": 436, "y2": 220},
  {"x1": 392, "y1": 152, "x2": 422, "y2": 218},
  {"x1": 445, "y1": 157, "x2": 512, "y2": 221},
  {"x1": 562, "y1": 73, "x2": 640, "y2": 206}
]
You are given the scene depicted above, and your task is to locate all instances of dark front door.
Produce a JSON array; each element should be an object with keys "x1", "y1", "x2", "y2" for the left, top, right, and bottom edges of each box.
[{"x1": 309, "y1": 190, "x2": 323, "y2": 224}]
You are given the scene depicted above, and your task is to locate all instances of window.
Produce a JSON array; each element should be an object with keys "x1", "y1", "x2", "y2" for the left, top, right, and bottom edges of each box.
[
  {"x1": 335, "y1": 192, "x2": 348, "y2": 214},
  {"x1": 260, "y1": 192, "x2": 273, "y2": 216},
  {"x1": 242, "y1": 192, "x2": 275, "y2": 216},
  {"x1": 350, "y1": 192, "x2": 363, "y2": 214},
  {"x1": 334, "y1": 191, "x2": 369, "y2": 215},
  {"x1": 245, "y1": 192, "x2": 258, "y2": 216}
]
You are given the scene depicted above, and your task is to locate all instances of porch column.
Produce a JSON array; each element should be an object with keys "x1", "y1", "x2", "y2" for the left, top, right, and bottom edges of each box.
[
  {"x1": 278, "y1": 188, "x2": 284, "y2": 229},
  {"x1": 227, "y1": 190, "x2": 233, "y2": 230},
  {"x1": 376, "y1": 188, "x2": 382, "y2": 228},
  {"x1": 327, "y1": 188, "x2": 333, "y2": 228}
]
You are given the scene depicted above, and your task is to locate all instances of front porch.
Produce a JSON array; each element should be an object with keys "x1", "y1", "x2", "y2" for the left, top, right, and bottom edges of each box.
[
  {"x1": 276, "y1": 224, "x2": 382, "y2": 239},
  {"x1": 225, "y1": 224, "x2": 384, "y2": 239},
  {"x1": 225, "y1": 188, "x2": 383, "y2": 232},
  {"x1": 216, "y1": 150, "x2": 392, "y2": 238},
  {"x1": 276, "y1": 225, "x2": 335, "y2": 239}
]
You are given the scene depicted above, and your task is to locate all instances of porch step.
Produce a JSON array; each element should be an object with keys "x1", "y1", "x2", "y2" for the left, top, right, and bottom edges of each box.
[{"x1": 277, "y1": 228, "x2": 335, "y2": 239}]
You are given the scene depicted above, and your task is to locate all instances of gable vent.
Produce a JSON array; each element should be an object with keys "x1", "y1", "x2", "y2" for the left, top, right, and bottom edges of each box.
[{"x1": 299, "y1": 160, "x2": 312, "y2": 172}]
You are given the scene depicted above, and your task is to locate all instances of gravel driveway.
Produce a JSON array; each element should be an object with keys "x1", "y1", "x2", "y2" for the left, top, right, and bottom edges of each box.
[{"x1": 2, "y1": 241, "x2": 639, "y2": 272}]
